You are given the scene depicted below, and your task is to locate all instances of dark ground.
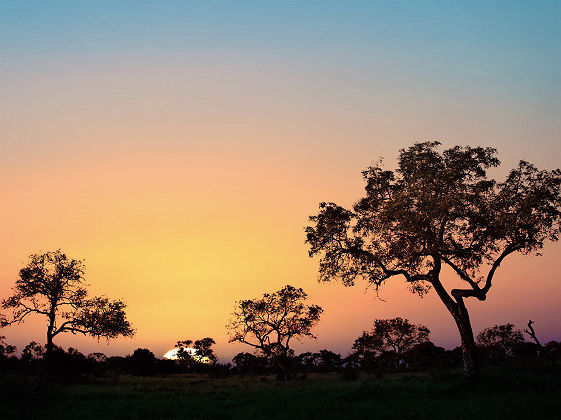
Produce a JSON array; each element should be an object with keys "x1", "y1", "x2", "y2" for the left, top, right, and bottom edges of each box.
[{"x1": 1, "y1": 364, "x2": 560, "y2": 419}]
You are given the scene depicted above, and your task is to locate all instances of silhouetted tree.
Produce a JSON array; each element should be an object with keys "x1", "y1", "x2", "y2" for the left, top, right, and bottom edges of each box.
[
  {"x1": 175, "y1": 337, "x2": 217, "y2": 369},
  {"x1": 21, "y1": 341, "x2": 44, "y2": 362},
  {"x1": 128, "y1": 348, "x2": 157, "y2": 376},
  {"x1": 87, "y1": 352, "x2": 108, "y2": 363},
  {"x1": 545, "y1": 341, "x2": 561, "y2": 360},
  {"x1": 297, "y1": 352, "x2": 318, "y2": 371},
  {"x1": 0, "y1": 336, "x2": 16, "y2": 372},
  {"x1": 404, "y1": 342, "x2": 449, "y2": 369},
  {"x1": 316, "y1": 349, "x2": 342, "y2": 372},
  {"x1": 232, "y1": 352, "x2": 269, "y2": 375},
  {"x1": 0, "y1": 336, "x2": 16, "y2": 359},
  {"x1": 524, "y1": 320, "x2": 553, "y2": 360},
  {"x1": 174, "y1": 339, "x2": 194, "y2": 361},
  {"x1": 227, "y1": 285, "x2": 323, "y2": 380},
  {"x1": 295, "y1": 350, "x2": 341, "y2": 373},
  {"x1": 1, "y1": 250, "x2": 134, "y2": 365},
  {"x1": 306, "y1": 142, "x2": 561, "y2": 379},
  {"x1": 352, "y1": 318, "x2": 430, "y2": 368},
  {"x1": 477, "y1": 323, "x2": 524, "y2": 358},
  {"x1": 194, "y1": 337, "x2": 217, "y2": 364}
]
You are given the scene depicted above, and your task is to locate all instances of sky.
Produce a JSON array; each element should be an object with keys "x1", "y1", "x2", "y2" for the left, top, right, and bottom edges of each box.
[{"x1": 1, "y1": 1, "x2": 560, "y2": 361}]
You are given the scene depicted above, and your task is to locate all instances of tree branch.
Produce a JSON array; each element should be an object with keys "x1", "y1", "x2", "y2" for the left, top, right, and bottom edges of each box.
[
  {"x1": 523, "y1": 320, "x2": 552, "y2": 360},
  {"x1": 481, "y1": 244, "x2": 523, "y2": 294},
  {"x1": 441, "y1": 255, "x2": 482, "y2": 293},
  {"x1": 427, "y1": 257, "x2": 458, "y2": 314}
]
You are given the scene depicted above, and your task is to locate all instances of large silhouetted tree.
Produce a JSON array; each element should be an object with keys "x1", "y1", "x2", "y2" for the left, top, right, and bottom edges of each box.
[
  {"x1": 227, "y1": 285, "x2": 323, "y2": 380},
  {"x1": 1, "y1": 250, "x2": 134, "y2": 363},
  {"x1": 352, "y1": 317, "x2": 430, "y2": 368},
  {"x1": 306, "y1": 142, "x2": 561, "y2": 379}
]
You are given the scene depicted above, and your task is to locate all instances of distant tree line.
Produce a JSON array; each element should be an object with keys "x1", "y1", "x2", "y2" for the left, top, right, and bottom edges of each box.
[{"x1": 1, "y1": 317, "x2": 559, "y2": 381}]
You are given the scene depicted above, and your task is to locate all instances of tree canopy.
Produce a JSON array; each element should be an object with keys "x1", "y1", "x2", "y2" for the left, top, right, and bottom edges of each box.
[{"x1": 306, "y1": 142, "x2": 561, "y2": 379}]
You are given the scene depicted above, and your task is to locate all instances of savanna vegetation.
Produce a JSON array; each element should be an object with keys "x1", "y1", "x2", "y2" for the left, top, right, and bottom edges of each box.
[{"x1": 1, "y1": 143, "x2": 560, "y2": 418}]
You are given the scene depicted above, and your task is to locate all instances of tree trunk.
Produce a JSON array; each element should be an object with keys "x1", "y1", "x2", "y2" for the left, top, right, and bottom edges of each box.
[
  {"x1": 453, "y1": 299, "x2": 480, "y2": 380},
  {"x1": 46, "y1": 334, "x2": 54, "y2": 356},
  {"x1": 431, "y1": 275, "x2": 480, "y2": 380},
  {"x1": 46, "y1": 319, "x2": 55, "y2": 358},
  {"x1": 273, "y1": 350, "x2": 292, "y2": 381},
  {"x1": 277, "y1": 360, "x2": 288, "y2": 381},
  {"x1": 45, "y1": 313, "x2": 56, "y2": 378}
]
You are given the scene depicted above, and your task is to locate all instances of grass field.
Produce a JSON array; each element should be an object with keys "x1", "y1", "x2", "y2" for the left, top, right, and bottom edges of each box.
[{"x1": 2, "y1": 365, "x2": 560, "y2": 419}]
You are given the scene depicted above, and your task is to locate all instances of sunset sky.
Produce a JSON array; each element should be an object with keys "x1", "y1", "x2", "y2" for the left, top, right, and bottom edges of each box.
[{"x1": 1, "y1": 1, "x2": 560, "y2": 361}]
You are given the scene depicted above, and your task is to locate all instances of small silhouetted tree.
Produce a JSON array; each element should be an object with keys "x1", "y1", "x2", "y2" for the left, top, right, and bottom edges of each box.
[
  {"x1": 297, "y1": 352, "x2": 318, "y2": 371},
  {"x1": 477, "y1": 323, "x2": 524, "y2": 357},
  {"x1": 175, "y1": 337, "x2": 217, "y2": 368},
  {"x1": 227, "y1": 285, "x2": 323, "y2": 380},
  {"x1": 232, "y1": 352, "x2": 268, "y2": 374},
  {"x1": 174, "y1": 339, "x2": 194, "y2": 362},
  {"x1": 1, "y1": 250, "x2": 134, "y2": 364},
  {"x1": 194, "y1": 337, "x2": 217, "y2": 364},
  {"x1": 306, "y1": 142, "x2": 561, "y2": 379},
  {"x1": 352, "y1": 318, "x2": 430, "y2": 368},
  {"x1": 404, "y1": 342, "x2": 449, "y2": 369},
  {"x1": 524, "y1": 320, "x2": 553, "y2": 360},
  {"x1": 0, "y1": 336, "x2": 16, "y2": 372},
  {"x1": 524, "y1": 320, "x2": 543, "y2": 348},
  {"x1": 316, "y1": 349, "x2": 342, "y2": 371},
  {"x1": 128, "y1": 348, "x2": 157, "y2": 376},
  {"x1": 545, "y1": 341, "x2": 561, "y2": 360},
  {"x1": 0, "y1": 336, "x2": 16, "y2": 359},
  {"x1": 87, "y1": 352, "x2": 108, "y2": 363},
  {"x1": 21, "y1": 341, "x2": 45, "y2": 362}
]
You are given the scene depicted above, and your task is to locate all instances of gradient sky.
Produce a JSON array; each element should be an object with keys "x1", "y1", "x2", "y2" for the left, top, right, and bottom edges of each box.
[{"x1": 1, "y1": 1, "x2": 560, "y2": 361}]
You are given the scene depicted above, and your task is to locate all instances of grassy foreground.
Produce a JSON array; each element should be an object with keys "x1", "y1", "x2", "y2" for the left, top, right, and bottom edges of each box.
[{"x1": 2, "y1": 365, "x2": 560, "y2": 419}]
